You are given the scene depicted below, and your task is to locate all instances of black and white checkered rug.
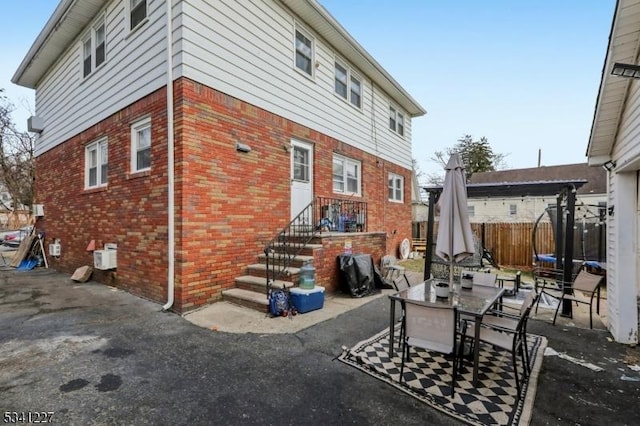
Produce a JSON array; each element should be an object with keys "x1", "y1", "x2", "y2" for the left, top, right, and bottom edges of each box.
[{"x1": 338, "y1": 325, "x2": 546, "y2": 425}]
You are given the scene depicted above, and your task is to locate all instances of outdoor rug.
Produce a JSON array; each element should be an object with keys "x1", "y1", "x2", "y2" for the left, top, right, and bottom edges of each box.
[{"x1": 338, "y1": 325, "x2": 547, "y2": 425}]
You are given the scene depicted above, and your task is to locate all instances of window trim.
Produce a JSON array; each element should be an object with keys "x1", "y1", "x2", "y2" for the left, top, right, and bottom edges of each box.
[
  {"x1": 389, "y1": 104, "x2": 405, "y2": 136},
  {"x1": 332, "y1": 154, "x2": 362, "y2": 197},
  {"x1": 131, "y1": 116, "x2": 151, "y2": 173},
  {"x1": 128, "y1": 0, "x2": 148, "y2": 32},
  {"x1": 80, "y1": 15, "x2": 106, "y2": 79},
  {"x1": 294, "y1": 24, "x2": 315, "y2": 79},
  {"x1": 85, "y1": 137, "x2": 108, "y2": 189},
  {"x1": 333, "y1": 58, "x2": 363, "y2": 109},
  {"x1": 388, "y1": 173, "x2": 404, "y2": 203}
]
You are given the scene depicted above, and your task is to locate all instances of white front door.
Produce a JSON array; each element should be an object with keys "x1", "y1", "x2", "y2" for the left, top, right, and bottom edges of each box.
[{"x1": 290, "y1": 139, "x2": 313, "y2": 220}]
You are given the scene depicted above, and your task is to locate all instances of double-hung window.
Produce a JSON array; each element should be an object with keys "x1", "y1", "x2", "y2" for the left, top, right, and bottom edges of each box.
[
  {"x1": 82, "y1": 18, "x2": 106, "y2": 78},
  {"x1": 334, "y1": 60, "x2": 362, "y2": 109},
  {"x1": 509, "y1": 204, "x2": 517, "y2": 216},
  {"x1": 131, "y1": 117, "x2": 151, "y2": 172},
  {"x1": 389, "y1": 106, "x2": 405, "y2": 136},
  {"x1": 85, "y1": 138, "x2": 108, "y2": 188},
  {"x1": 333, "y1": 154, "x2": 361, "y2": 196},
  {"x1": 388, "y1": 173, "x2": 403, "y2": 202},
  {"x1": 295, "y1": 27, "x2": 314, "y2": 77},
  {"x1": 130, "y1": 0, "x2": 147, "y2": 30}
]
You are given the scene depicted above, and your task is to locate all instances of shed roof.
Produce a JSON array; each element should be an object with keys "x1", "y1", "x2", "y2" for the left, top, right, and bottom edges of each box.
[{"x1": 423, "y1": 180, "x2": 587, "y2": 199}]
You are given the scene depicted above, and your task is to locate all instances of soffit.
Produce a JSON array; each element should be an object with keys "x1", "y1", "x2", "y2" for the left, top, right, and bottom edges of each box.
[
  {"x1": 587, "y1": 0, "x2": 640, "y2": 162},
  {"x1": 12, "y1": 0, "x2": 108, "y2": 89}
]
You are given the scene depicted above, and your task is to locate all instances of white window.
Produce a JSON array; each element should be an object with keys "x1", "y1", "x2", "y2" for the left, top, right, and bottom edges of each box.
[
  {"x1": 333, "y1": 154, "x2": 361, "y2": 196},
  {"x1": 509, "y1": 204, "x2": 517, "y2": 215},
  {"x1": 334, "y1": 60, "x2": 362, "y2": 109},
  {"x1": 81, "y1": 17, "x2": 106, "y2": 78},
  {"x1": 468, "y1": 205, "x2": 475, "y2": 217},
  {"x1": 85, "y1": 138, "x2": 108, "y2": 188},
  {"x1": 295, "y1": 27, "x2": 314, "y2": 76},
  {"x1": 131, "y1": 117, "x2": 151, "y2": 172},
  {"x1": 388, "y1": 173, "x2": 403, "y2": 202},
  {"x1": 389, "y1": 105, "x2": 404, "y2": 136},
  {"x1": 130, "y1": 0, "x2": 147, "y2": 30}
]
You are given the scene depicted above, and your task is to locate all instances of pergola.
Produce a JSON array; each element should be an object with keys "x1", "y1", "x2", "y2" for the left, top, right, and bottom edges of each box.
[{"x1": 422, "y1": 179, "x2": 587, "y2": 316}]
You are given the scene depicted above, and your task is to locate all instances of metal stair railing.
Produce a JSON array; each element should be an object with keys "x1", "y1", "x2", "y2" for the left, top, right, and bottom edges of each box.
[{"x1": 264, "y1": 200, "x2": 317, "y2": 296}]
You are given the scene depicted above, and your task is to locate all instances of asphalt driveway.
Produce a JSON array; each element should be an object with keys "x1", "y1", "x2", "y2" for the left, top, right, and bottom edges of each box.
[{"x1": 1, "y1": 268, "x2": 639, "y2": 425}]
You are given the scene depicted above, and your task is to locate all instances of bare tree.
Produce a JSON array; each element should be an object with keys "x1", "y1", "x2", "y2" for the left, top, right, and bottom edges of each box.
[
  {"x1": 430, "y1": 134, "x2": 506, "y2": 180},
  {"x1": 0, "y1": 89, "x2": 35, "y2": 211}
]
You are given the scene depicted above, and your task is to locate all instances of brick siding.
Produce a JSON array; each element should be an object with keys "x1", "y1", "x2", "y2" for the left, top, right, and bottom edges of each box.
[{"x1": 36, "y1": 77, "x2": 411, "y2": 312}]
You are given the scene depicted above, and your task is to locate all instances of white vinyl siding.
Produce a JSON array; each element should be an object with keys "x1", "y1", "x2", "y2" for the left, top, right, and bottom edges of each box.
[
  {"x1": 131, "y1": 117, "x2": 151, "y2": 172},
  {"x1": 34, "y1": 0, "x2": 169, "y2": 157},
  {"x1": 388, "y1": 173, "x2": 403, "y2": 202},
  {"x1": 180, "y1": 0, "x2": 413, "y2": 170},
  {"x1": 333, "y1": 154, "x2": 361, "y2": 196},
  {"x1": 34, "y1": 0, "x2": 413, "y2": 171},
  {"x1": 85, "y1": 137, "x2": 108, "y2": 188}
]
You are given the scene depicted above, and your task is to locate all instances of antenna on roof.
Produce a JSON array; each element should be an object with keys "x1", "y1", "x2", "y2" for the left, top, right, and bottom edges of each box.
[{"x1": 538, "y1": 149, "x2": 541, "y2": 167}]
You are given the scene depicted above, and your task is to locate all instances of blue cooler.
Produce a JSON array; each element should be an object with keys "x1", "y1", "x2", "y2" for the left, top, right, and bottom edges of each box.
[{"x1": 290, "y1": 286, "x2": 325, "y2": 313}]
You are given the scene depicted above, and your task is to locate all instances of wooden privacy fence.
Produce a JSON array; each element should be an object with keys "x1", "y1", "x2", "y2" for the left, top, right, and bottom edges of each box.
[
  {"x1": 413, "y1": 222, "x2": 555, "y2": 270},
  {"x1": 473, "y1": 222, "x2": 554, "y2": 269}
]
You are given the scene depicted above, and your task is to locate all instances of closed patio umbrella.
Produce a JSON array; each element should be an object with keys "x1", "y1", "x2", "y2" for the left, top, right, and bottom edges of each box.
[{"x1": 435, "y1": 153, "x2": 475, "y2": 287}]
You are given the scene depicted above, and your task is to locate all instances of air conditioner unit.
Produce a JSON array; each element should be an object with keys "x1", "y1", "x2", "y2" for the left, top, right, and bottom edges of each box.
[
  {"x1": 94, "y1": 249, "x2": 117, "y2": 270},
  {"x1": 49, "y1": 243, "x2": 61, "y2": 256}
]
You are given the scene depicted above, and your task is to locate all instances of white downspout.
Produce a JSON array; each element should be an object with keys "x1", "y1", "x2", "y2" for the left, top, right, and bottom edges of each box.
[{"x1": 162, "y1": 0, "x2": 175, "y2": 311}]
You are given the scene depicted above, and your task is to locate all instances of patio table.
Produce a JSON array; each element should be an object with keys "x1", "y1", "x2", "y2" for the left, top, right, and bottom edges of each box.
[{"x1": 389, "y1": 279, "x2": 504, "y2": 387}]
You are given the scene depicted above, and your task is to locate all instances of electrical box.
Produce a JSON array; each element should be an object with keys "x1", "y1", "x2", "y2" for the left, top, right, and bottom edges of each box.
[
  {"x1": 94, "y1": 249, "x2": 117, "y2": 270},
  {"x1": 33, "y1": 204, "x2": 44, "y2": 217},
  {"x1": 49, "y1": 243, "x2": 61, "y2": 256}
]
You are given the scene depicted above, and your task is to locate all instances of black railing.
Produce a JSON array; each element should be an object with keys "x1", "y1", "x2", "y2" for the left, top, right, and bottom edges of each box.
[
  {"x1": 264, "y1": 200, "x2": 316, "y2": 295},
  {"x1": 315, "y1": 197, "x2": 367, "y2": 233},
  {"x1": 264, "y1": 197, "x2": 368, "y2": 296}
]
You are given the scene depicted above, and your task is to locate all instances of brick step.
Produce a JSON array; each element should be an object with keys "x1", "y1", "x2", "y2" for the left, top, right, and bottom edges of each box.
[
  {"x1": 222, "y1": 288, "x2": 270, "y2": 313},
  {"x1": 234, "y1": 275, "x2": 294, "y2": 293},
  {"x1": 267, "y1": 243, "x2": 322, "y2": 256},
  {"x1": 246, "y1": 263, "x2": 301, "y2": 280},
  {"x1": 257, "y1": 253, "x2": 314, "y2": 267}
]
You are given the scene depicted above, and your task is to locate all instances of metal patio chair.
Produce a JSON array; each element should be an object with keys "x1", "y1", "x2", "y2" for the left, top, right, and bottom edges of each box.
[{"x1": 552, "y1": 269, "x2": 605, "y2": 329}]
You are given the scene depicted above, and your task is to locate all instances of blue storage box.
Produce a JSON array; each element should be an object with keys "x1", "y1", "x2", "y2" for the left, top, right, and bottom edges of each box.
[{"x1": 290, "y1": 286, "x2": 325, "y2": 313}]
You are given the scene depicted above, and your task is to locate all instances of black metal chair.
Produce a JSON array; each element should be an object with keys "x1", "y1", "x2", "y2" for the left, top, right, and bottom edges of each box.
[{"x1": 552, "y1": 270, "x2": 605, "y2": 329}]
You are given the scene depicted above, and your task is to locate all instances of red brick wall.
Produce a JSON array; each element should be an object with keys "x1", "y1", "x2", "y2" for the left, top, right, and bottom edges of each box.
[
  {"x1": 36, "y1": 77, "x2": 412, "y2": 312},
  {"x1": 36, "y1": 88, "x2": 170, "y2": 304}
]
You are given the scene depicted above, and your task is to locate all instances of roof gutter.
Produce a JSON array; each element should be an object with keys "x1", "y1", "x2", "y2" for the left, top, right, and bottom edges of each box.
[{"x1": 162, "y1": 0, "x2": 175, "y2": 311}]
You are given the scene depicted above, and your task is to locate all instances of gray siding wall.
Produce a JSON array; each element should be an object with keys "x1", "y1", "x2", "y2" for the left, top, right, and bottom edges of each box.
[
  {"x1": 34, "y1": 0, "x2": 177, "y2": 156},
  {"x1": 180, "y1": 0, "x2": 413, "y2": 168}
]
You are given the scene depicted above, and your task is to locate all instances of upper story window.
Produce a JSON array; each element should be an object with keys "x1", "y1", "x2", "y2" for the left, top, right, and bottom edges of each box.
[
  {"x1": 82, "y1": 18, "x2": 106, "y2": 78},
  {"x1": 334, "y1": 60, "x2": 362, "y2": 109},
  {"x1": 509, "y1": 204, "x2": 517, "y2": 215},
  {"x1": 131, "y1": 117, "x2": 151, "y2": 172},
  {"x1": 130, "y1": 0, "x2": 148, "y2": 30},
  {"x1": 333, "y1": 154, "x2": 361, "y2": 196},
  {"x1": 388, "y1": 173, "x2": 403, "y2": 202},
  {"x1": 85, "y1": 138, "x2": 108, "y2": 189},
  {"x1": 295, "y1": 27, "x2": 314, "y2": 77},
  {"x1": 389, "y1": 105, "x2": 404, "y2": 136}
]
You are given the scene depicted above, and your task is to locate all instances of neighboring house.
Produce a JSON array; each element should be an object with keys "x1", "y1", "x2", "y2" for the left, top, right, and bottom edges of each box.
[
  {"x1": 587, "y1": 0, "x2": 640, "y2": 344},
  {"x1": 12, "y1": 0, "x2": 425, "y2": 313},
  {"x1": 410, "y1": 168, "x2": 427, "y2": 237},
  {"x1": 467, "y1": 163, "x2": 607, "y2": 223}
]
